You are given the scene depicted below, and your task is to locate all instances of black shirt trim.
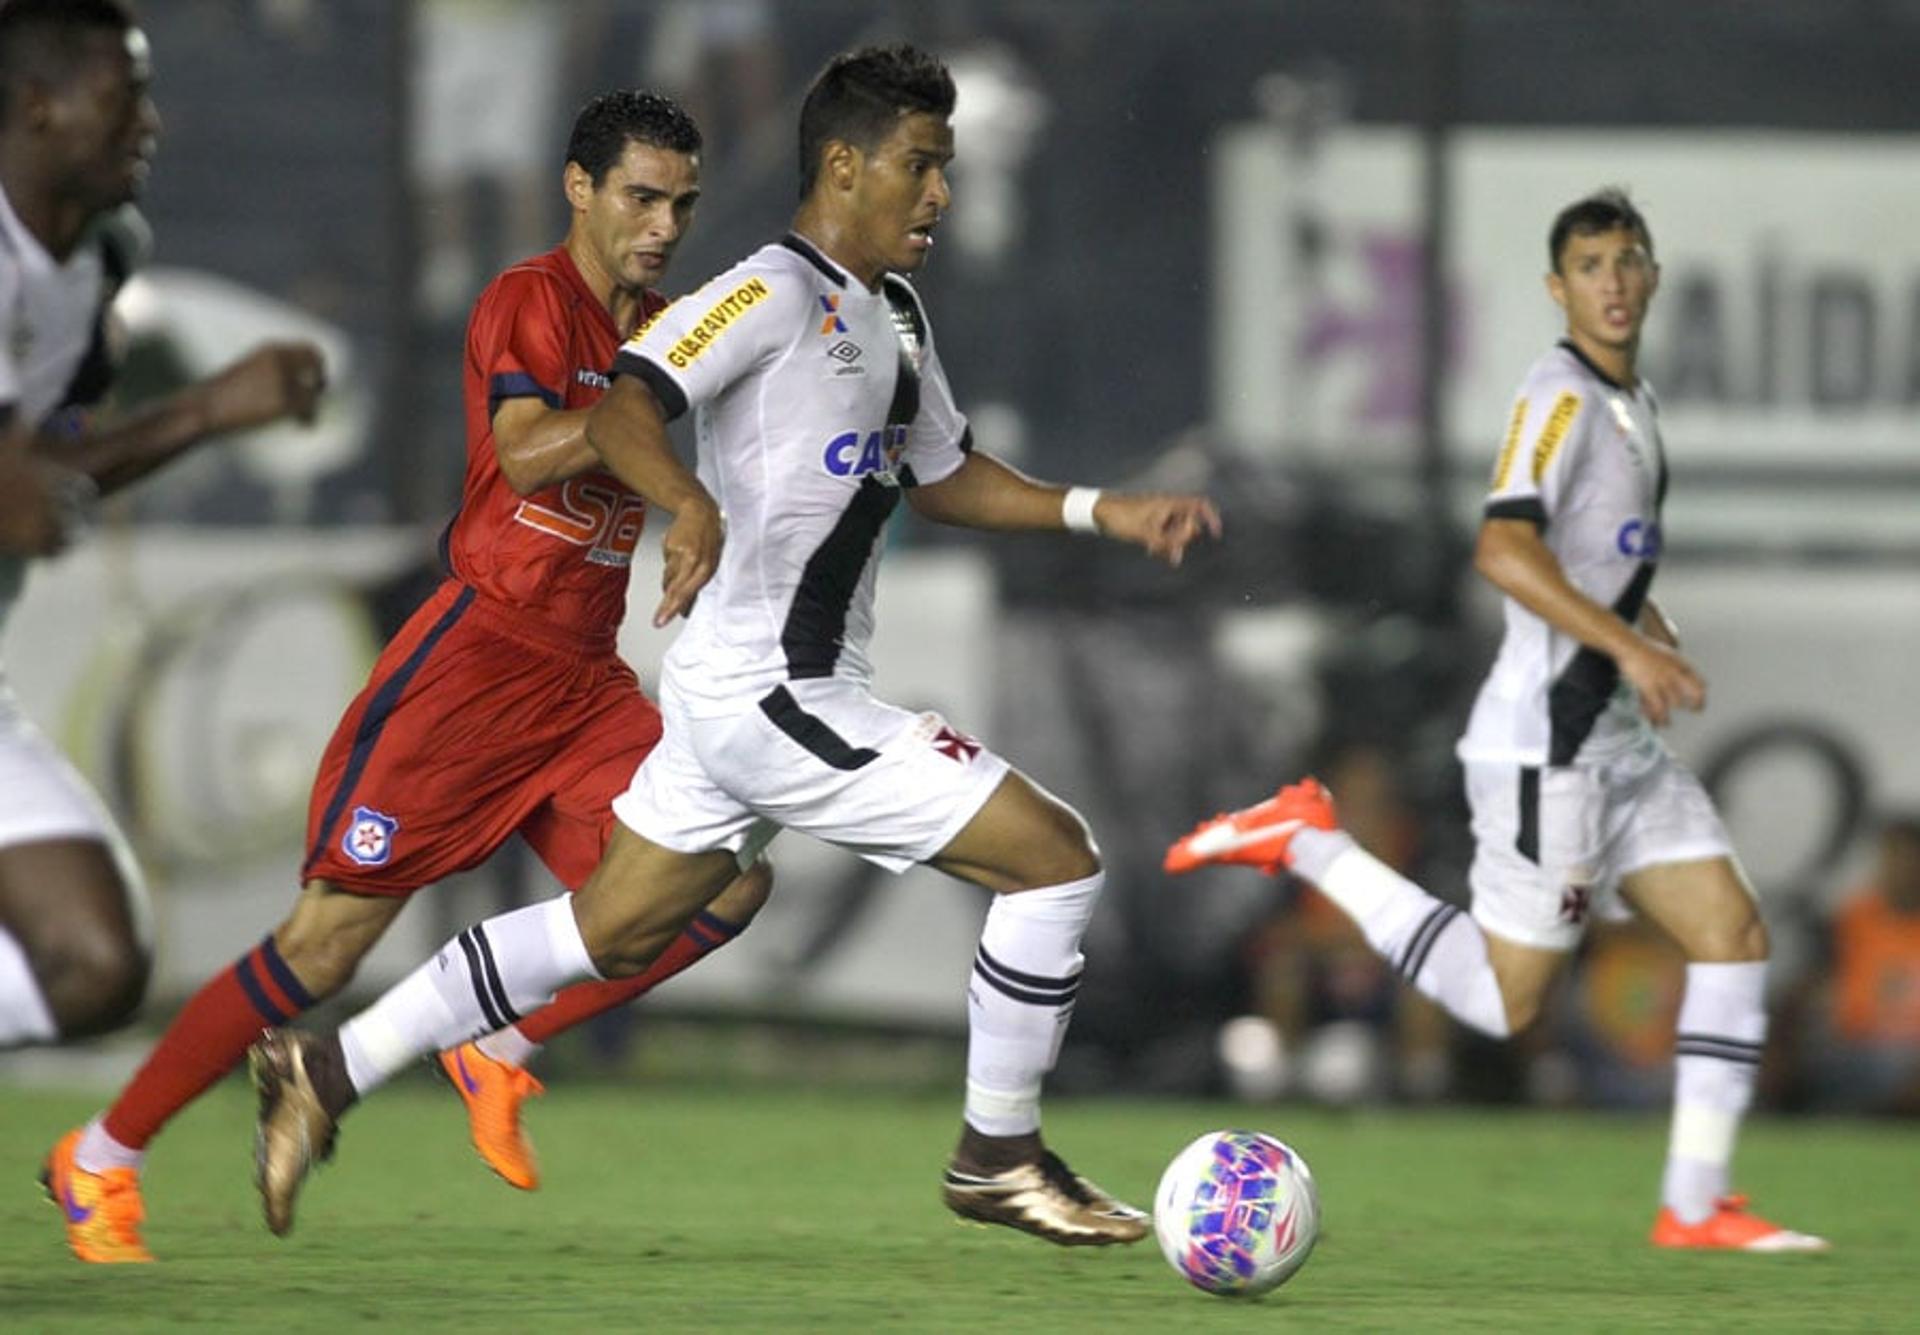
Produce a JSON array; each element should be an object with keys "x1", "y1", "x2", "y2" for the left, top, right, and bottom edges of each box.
[
  {"x1": 1557, "y1": 338, "x2": 1626, "y2": 392},
  {"x1": 780, "y1": 233, "x2": 849, "y2": 289}
]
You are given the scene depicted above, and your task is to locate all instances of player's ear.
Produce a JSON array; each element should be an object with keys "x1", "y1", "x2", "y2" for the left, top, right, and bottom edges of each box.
[
  {"x1": 1545, "y1": 269, "x2": 1567, "y2": 312},
  {"x1": 562, "y1": 161, "x2": 594, "y2": 212},
  {"x1": 823, "y1": 139, "x2": 860, "y2": 193}
]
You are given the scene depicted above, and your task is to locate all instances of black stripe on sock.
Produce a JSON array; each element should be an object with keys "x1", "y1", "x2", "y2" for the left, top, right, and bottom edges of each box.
[
  {"x1": 258, "y1": 935, "x2": 316, "y2": 1011},
  {"x1": 457, "y1": 930, "x2": 507, "y2": 1032},
  {"x1": 973, "y1": 947, "x2": 1080, "y2": 1007},
  {"x1": 1674, "y1": 1030, "x2": 1764, "y2": 1052},
  {"x1": 234, "y1": 953, "x2": 289, "y2": 1026},
  {"x1": 1397, "y1": 905, "x2": 1459, "y2": 980},
  {"x1": 975, "y1": 944, "x2": 1080, "y2": 996},
  {"x1": 468, "y1": 924, "x2": 522, "y2": 1026},
  {"x1": 973, "y1": 964, "x2": 1080, "y2": 1009},
  {"x1": 1674, "y1": 1032, "x2": 1764, "y2": 1065}
]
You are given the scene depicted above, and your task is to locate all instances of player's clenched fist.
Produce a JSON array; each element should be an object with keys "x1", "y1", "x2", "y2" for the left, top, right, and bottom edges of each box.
[
  {"x1": 202, "y1": 340, "x2": 327, "y2": 433},
  {"x1": 656, "y1": 496, "x2": 723, "y2": 626},
  {"x1": 1092, "y1": 492, "x2": 1222, "y2": 568}
]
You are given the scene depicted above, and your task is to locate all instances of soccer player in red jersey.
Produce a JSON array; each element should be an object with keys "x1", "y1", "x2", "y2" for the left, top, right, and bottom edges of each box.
[{"x1": 45, "y1": 89, "x2": 772, "y2": 1264}]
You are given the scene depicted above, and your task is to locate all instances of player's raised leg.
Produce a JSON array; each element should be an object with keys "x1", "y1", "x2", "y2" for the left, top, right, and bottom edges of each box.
[
  {"x1": 1626, "y1": 857, "x2": 1827, "y2": 1252},
  {"x1": 1169, "y1": 779, "x2": 1523, "y2": 1038},
  {"x1": 931, "y1": 771, "x2": 1148, "y2": 1246}
]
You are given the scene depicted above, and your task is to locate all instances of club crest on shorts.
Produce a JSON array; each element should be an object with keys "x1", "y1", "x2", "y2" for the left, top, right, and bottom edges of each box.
[{"x1": 343, "y1": 805, "x2": 399, "y2": 867}]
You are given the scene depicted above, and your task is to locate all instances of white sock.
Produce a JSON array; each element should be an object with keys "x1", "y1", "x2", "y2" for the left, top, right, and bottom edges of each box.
[
  {"x1": 1662, "y1": 960, "x2": 1766, "y2": 1223},
  {"x1": 1294, "y1": 840, "x2": 1511, "y2": 1040},
  {"x1": 475, "y1": 1025, "x2": 540, "y2": 1069},
  {"x1": 0, "y1": 926, "x2": 57, "y2": 1048},
  {"x1": 339, "y1": 895, "x2": 598, "y2": 1096},
  {"x1": 74, "y1": 1116, "x2": 145, "y2": 1175},
  {"x1": 964, "y1": 872, "x2": 1101, "y2": 1138}
]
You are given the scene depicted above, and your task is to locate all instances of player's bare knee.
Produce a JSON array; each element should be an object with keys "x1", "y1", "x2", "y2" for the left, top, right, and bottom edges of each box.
[
  {"x1": 1688, "y1": 910, "x2": 1769, "y2": 964},
  {"x1": 1021, "y1": 802, "x2": 1101, "y2": 887},
  {"x1": 37, "y1": 929, "x2": 151, "y2": 1038}
]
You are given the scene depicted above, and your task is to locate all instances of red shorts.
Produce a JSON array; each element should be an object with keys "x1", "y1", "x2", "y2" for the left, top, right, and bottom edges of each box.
[{"x1": 302, "y1": 580, "x2": 661, "y2": 895}]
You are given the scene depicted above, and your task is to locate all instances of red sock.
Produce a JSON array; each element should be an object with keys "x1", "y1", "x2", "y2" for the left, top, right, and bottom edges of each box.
[
  {"x1": 102, "y1": 935, "x2": 315, "y2": 1149},
  {"x1": 513, "y1": 909, "x2": 744, "y2": 1045}
]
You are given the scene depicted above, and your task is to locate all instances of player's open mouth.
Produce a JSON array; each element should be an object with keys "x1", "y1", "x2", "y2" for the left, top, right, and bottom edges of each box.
[{"x1": 906, "y1": 223, "x2": 938, "y2": 250}]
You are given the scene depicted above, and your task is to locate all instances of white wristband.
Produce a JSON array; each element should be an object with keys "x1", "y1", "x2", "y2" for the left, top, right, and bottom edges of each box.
[{"x1": 1061, "y1": 486, "x2": 1103, "y2": 535}]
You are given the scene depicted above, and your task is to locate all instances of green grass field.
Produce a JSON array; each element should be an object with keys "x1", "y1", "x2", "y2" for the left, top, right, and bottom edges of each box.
[{"x1": 1, "y1": 1077, "x2": 1911, "y2": 1332}]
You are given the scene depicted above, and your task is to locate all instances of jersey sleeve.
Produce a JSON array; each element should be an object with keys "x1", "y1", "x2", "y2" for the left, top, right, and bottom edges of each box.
[
  {"x1": 1482, "y1": 379, "x2": 1588, "y2": 528},
  {"x1": 611, "y1": 259, "x2": 797, "y2": 422},
  {"x1": 902, "y1": 327, "x2": 970, "y2": 488},
  {"x1": 471, "y1": 268, "x2": 572, "y2": 417}
]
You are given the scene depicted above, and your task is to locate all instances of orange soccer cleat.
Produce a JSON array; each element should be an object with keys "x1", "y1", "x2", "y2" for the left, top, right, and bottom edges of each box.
[
  {"x1": 1649, "y1": 1195, "x2": 1830, "y2": 1252},
  {"x1": 438, "y1": 1041, "x2": 545, "y2": 1191},
  {"x1": 41, "y1": 1128, "x2": 152, "y2": 1264},
  {"x1": 1164, "y1": 778, "x2": 1340, "y2": 876}
]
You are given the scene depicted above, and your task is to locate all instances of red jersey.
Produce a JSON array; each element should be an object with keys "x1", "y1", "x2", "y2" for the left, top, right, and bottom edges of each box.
[{"x1": 446, "y1": 245, "x2": 668, "y2": 648}]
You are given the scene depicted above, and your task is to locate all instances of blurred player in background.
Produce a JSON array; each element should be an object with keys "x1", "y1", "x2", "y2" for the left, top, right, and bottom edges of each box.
[
  {"x1": 1170, "y1": 189, "x2": 1828, "y2": 1252},
  {"x1": 47, "y1": 88, "x2": 773, "y2": 1264},
  {"x1": 248, "y1": 42, "x2": 1219, "y2": 1250},
  {"x1": 0, "y1": 0, "x2": 324, "y2": 1054}
]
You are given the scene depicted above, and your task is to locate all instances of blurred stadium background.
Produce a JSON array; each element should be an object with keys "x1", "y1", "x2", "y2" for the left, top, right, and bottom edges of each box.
[{"x1": 5, "y1": 0, "x2": 1918, "y2": 1124}]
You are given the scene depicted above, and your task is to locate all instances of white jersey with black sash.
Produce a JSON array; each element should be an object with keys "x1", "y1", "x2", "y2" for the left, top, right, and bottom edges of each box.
[
  {"x1": 1457, "y1": 340, "x2": 1669, "y2": 768},
  {"x1": 611, "y1": 233, "x2": 970, "y2": 716},
  {"x1": 0, "y1": 184, "x2": 110, "y2": 631}
]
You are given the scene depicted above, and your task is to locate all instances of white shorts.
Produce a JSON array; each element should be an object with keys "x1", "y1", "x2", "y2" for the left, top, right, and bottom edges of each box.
[
  {"x1": 0, "y1": 680, "x2": 153, "y2": 945},
  {"x1": 1463, "y1": 737, "x2": 1733, "y2": 951},
  {"x1": 0, "y1": 685, "x2": 118, "y2": 849},
  {"x1": 612, "y1": 678, "x2": 1011, "y2": 874}
]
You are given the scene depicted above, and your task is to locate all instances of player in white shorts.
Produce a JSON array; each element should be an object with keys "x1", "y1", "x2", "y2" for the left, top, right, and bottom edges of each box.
[
  {"x1": 1168, "y1": 189, "x2": 1826, "y2": 1252},
  {"x1": 0, "y1": 0, "x2": 324, "y2": 1048},
  {"x1": 249, "y1": 43, "x2": 1220, "y2": 1250}
]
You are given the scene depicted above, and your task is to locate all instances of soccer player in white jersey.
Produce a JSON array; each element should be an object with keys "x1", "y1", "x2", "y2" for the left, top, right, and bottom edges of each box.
[
  {"x1": 0, "y1": 0, "x2": 324, "y2": 1050},
  {"x1": 248, "y1": 43, "x2": 1220, "y2": 1249},
  {"x1": 1168, "y1": 189, "x2": 1827, "y2": 1252}
]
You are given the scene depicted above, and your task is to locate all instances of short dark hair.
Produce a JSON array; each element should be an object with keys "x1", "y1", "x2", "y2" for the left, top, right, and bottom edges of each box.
[
  {"x1": 0, "y1": 0, "x2": 135, "y2": 126},
  {"x1": 797, "y1": 43, "x2": 956, "y2": 198},
  {"x1": 1548, "y1": 188, "x2": 1654, "y2": 273},
  {"x1": 565, "y1": 89, "x2": 702, "y2": 186}
]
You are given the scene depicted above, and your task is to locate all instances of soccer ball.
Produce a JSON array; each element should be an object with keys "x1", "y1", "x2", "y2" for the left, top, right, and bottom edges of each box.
[{"x1": 1153, "y1": 1129, "x2": 1319, "y2": 1297}]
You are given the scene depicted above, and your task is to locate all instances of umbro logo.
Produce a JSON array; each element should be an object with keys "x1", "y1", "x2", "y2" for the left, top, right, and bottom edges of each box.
[{"x1": 827, "y1": 339, "x2": 861, "y2": 364}]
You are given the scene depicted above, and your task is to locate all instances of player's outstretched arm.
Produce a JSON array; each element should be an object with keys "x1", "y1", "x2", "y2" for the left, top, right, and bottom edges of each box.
[
  {"x1": 583, "y1": 374, "x2": 722, "y2": 626},
  {"x1": 907, "y1": 451, "x2": 1221, "y2": 567},
  {"x1": 47, "y1": 340, "x2": 327, "y2": 495},
  {"x1": 1475, "y1": 517, "x2": 1705, "y2": 725}
]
